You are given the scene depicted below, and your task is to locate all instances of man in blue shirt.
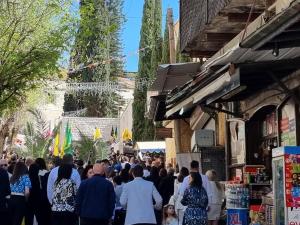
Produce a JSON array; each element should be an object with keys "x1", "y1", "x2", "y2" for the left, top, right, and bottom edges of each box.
[{"x1": 76, "y1": 162, "x2": 115, "y2": 225}]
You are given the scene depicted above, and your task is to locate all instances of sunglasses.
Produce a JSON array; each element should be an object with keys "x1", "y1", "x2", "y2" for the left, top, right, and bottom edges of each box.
[{"x1": 0, "y1": 164, "x2": 8, "y2": 167}]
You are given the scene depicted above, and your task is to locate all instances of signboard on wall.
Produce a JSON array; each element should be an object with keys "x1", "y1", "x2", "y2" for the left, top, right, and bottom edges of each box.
[
  {"x1": 285, "y1": 154, "x2": 300, "y2": 207},
  {"x1": 287, "y1": 207, "x2": 300, "y2": 225},
  {"x1": 280, "y1": 99, "x2": 297, "y2": 146},
  {"x1": 156, "y1": 128, "x2": 172, "y2": 139},
  {"x1": 228, "y1": 119, "x2": 246, "y2": 164}
]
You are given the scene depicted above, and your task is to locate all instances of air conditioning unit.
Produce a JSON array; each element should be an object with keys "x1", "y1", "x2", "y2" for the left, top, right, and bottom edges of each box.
[{"x1": 191, "y1": 129, "x2": 215, "y2": 148}]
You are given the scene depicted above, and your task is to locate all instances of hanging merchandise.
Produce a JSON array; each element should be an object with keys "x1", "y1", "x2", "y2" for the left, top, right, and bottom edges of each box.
[{"x1": 66, "y1": 81, "x2": 120, "y2": 96}]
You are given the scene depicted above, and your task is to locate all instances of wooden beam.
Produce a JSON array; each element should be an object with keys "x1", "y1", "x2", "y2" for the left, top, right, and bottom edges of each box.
[
  {"x1": 167, "y1": 8, "x2": 176, "y2": 64},
  {"x1": 227, "y1": 12, "x2": 261, "y2": 23},
  {"x1": 189, "y1": 50, "x2": 217, "y2": 58},
  {"x1": 205, "y1": 32, "x2": 238, "y2": 41}
]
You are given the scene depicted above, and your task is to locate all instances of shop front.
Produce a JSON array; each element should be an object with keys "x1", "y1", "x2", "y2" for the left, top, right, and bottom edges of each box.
[{"x1": 222, "y1": 68, "x2": 300, "y2": 224}]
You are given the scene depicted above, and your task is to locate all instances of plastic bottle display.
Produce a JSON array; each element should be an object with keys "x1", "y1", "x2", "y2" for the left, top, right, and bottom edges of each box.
[{"x1": 226, "y1": 184, "x2": 249, "y2": 209}]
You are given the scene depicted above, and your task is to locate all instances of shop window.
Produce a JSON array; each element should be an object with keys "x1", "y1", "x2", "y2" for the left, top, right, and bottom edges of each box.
[{"x1": 247, "y1": 105, "x2": 277, "y2": 177}]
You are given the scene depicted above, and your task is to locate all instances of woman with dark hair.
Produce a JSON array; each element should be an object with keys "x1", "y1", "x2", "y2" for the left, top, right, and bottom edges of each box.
[
  {"x1": 9, "y1": 161, "x2": 31, "y2": 225},
  {"x1": 158, "y1": 168, "x2": 175, "y2": 206},
  {"x1": 26, "y1": 164, "x2": 41, "y2": 225},
  {"x1": 146, "y1": 166, "x2": 160, "y2": 188},
  {"x1": 180, "y1": 167, "x2": 190, "y2": 178},
  {"x1": 119, "y1": 168, "x2": 130, "y2": 183},
  {"x1": 35, "y1": 158, "x2": 52, "y2": 225},
  {"x1": 35, "y1": 158, "x2": 47, "y2": 170},
  {"x1": 146, "y1": 166, "x2": 162, "y2": 225},
  {"x1": 81, "y1": 165, "x2": 94, "y2": 180},
  {"x1": 51, "y1": 164, "x2": 77, "y2": 225},
  {"x1": 181, "y1": 172, "x2": 208, "y2": 225}
]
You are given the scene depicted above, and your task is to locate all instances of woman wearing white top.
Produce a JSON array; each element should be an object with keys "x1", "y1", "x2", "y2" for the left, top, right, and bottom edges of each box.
[
  {"x1": 205, "y1": 170, "x2": 225, "y2": 225},
  {"x1": 169, "y1": 167, "x2": 189, "y2": 225}
]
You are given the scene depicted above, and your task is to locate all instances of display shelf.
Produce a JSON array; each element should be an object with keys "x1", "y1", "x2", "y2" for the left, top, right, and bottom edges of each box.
[
  {"x1": 228, "y1": 163, "x2": 245, "y2": 168},
  {"x1": 260, "y1": 133, "x2": 278, "y2": 140},
  {"x1": 248, "y1": 183, "x2": 271, "y2": 186}
]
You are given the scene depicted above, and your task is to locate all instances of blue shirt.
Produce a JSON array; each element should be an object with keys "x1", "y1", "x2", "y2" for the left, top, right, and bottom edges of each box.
[{"x1": 10, "y1": 175, "x2": 31, "y2": 194}]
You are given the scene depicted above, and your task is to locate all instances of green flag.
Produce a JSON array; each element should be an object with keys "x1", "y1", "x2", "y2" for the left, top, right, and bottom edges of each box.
[
  {"x1": 63, "y1": 122, "x2": 73, "y2": 155},
  {"x1": 114, "y1": 127, "x2": 118, "y2": 138},
  {"x1": 111, "y1": 126, "x2": 115, "y2": 138}
]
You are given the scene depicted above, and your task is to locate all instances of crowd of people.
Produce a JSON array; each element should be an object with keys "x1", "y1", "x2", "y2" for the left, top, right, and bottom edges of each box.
[{"x1": 0, "y1": 153, "x2": 225, "y2": 225}]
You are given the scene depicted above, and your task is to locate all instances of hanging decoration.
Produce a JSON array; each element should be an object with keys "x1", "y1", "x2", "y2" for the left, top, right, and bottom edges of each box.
[{"x1": 66, "y1": 81, "x2": 120, "y2": 96}]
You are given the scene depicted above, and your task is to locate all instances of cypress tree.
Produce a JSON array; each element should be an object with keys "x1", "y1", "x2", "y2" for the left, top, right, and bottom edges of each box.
[
  {"x1": 151, "y1": 0, "x2": 162, "y2": 79},
  {"x1": 64, "y1": 0, "x2": 124, "y2": 117},
  {"x1": 132, "y1": 0, "x2": 162, "y2": 141},
  {"x1": 161, "y1": 13, "x2": 170, "y2": 64}
]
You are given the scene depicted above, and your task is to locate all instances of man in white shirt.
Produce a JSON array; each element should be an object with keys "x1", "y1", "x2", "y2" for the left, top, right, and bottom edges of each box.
[
  {"x1": 120, "y1": 165, "x2": 162, "y2": 225},
  {"x1": 47, "y1": 154, "x2": 81, "y2": 204},
  {"x1": 179, "y1": 160, "x2": 212, "y2": 204}
]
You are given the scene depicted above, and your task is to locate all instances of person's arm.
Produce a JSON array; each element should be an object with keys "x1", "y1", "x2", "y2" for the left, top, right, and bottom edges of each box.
[
  {"x1": 119, "y1": 184, "x2": 128, "y2": 209},
  {"x1": 108, "y1": 183, "x2": 116, "y2": 218},
  {"x1": 153, "y1": 184, "x2": 162, "y2": 210},
  {"x1": 24, "y1": 175, "x2": 31, "y2": 199},
  {"x1": 0, "y1": 170, "x2": 10, "y2": 198},
  {"x1": 202, "y1": 175, "x2": 212, "y2": 204},
  {"x1": 75, "y1": 183, "x2": 83, "y2": 215},
  {"x1": 72, "y1": 169, "x2": 81, "y2": 189},
  {"x1": 179, "y1": 176, "x2": 189, "y2": 196},
  {"x1": 47, "y1": 169, "x2": 55, "y2": 204},
  {"x1": 180, "y1": 189, "x2": 189, "y2": 206}
]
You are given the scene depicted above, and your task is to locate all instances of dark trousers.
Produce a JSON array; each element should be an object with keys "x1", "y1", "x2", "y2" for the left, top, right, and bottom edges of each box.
[
  {"x1": 9, "y1": 195, "x2": 26, "y2": 225},
  {"x1": 52, "y1": 211, "x2": 77, "y2": 225},
  {"x1": 25, "y1": 201, "x2": 52, "y2": 225},
  {"x1": 133, "y1": 224, "x2": 156, "y2": 225},
  {"x1": 0, "y1": 211, "x2": 11, "y2": 225},
  {"x1": 80, "y1": 217, "x2": 109, "y2": 225},
  {"x1": 154, "y1": 210, "x2": 162, "y2": 225},
  {"x1": 113, "y1": 209, "x2": 126, "y2": 225}
]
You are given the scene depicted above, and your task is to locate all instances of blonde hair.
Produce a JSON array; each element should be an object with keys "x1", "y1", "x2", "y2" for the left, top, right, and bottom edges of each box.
[{"x1": 206, "y1": 170, "x2": 222, "y2": 190}]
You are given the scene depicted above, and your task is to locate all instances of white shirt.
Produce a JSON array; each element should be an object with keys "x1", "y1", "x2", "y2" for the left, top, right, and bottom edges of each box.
[
  {"x1": 120, "y1": 177, "x2": 162, "y2": 225},
  {"x1": 47, "y1": 166, "x2": 81, "y2": 204},
  {"x1": 179, "y1": 173, "x2": 212, "y2": 203},
  {"x1": 208, "y1": 181, "x2": 225, "y2": 204},
  {"x1": 143, "y1": 169, "x2": 150, "y2": 178}
]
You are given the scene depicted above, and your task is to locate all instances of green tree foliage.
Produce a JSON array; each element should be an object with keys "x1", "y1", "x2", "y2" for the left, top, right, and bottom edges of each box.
[
  {"x1": 23, "y1": 109, "x2": 60, "y2": 158},
  {"x1": 65, "y1": 0, "x2": 125, "y2": 117},
  {"x1": 176, "y1": 37, "x2": 192, "y2": 63},
  {"x1": 77, "y1": 129, "x2": 108, "y2": 163},
  {"x1": 132, "y1": 0, "x2": 162, "y2": 141},
  {"x1": 0, "y1": 0, "x2": 76, "y2": 114}
]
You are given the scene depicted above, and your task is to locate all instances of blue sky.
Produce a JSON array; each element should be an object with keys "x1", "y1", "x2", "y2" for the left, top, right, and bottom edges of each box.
[{"x1": 122, "y1": 0, "x2": 179, "y2": 72}]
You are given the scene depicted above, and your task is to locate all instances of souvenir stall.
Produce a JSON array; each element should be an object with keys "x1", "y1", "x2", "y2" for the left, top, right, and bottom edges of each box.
[{"x1": 225, "y1": 96, "x2": 300, "y2": 225}]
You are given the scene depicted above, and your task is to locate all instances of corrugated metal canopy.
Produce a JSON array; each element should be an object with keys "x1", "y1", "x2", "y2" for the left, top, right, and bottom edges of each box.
[{"x1": 149, "y1": 62, "x2": 201, "y2": 92}]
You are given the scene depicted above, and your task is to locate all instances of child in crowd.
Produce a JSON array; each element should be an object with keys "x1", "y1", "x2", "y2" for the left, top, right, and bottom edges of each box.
[{"x1": 162, "y1": 204, "x2": 179, "y2": 225}]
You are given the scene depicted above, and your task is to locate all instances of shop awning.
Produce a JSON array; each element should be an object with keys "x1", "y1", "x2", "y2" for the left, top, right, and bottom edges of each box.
[
  {"x1": 135, "y1": 141, "x2": 166, "y2": 153},
  {"x1": 147, "y1": 63, "x2": 201, "y2": 121},
  {"x1": 205, "y1": 58, "x2": 300, "y2": 104},
  {"x1": 166, "y1": 57, "x2": 300, "y2": 117}
]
